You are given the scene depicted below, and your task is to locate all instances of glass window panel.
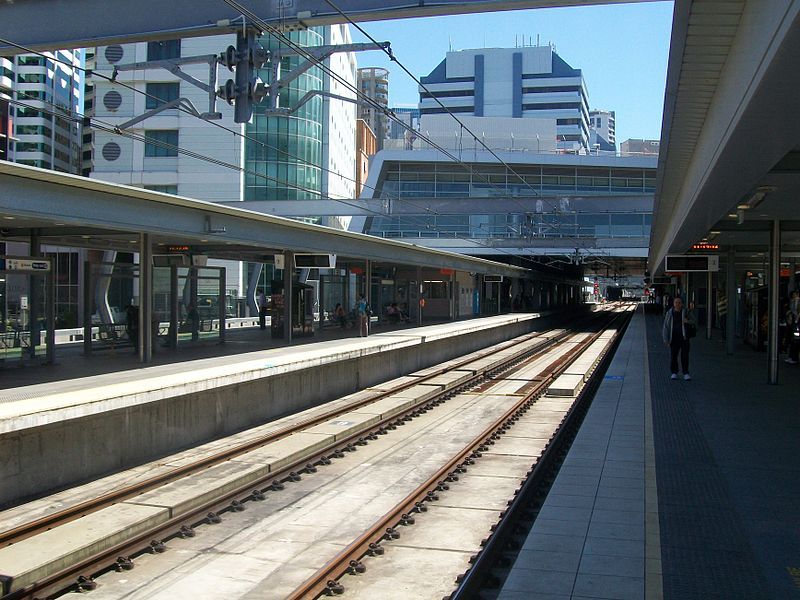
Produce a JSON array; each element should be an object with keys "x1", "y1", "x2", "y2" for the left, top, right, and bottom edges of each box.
[
  {"x1": 145, "y1": 82, "x2": 180, "y2": 109},
  {"x1": 143, "y1": 130, "x2": 178, "y2": 157}
]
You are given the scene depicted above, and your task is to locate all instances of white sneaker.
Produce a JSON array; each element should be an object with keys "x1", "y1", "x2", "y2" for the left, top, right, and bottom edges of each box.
[
  {"x1": 684, "y1": 374, "x2": 691, "y2": 381},
  {"x1": 785, "y1": 358, "x2": 798, "y2": 364},
  {"x1": 670, "y1": 373, "x2": 678, "y2": 380}
]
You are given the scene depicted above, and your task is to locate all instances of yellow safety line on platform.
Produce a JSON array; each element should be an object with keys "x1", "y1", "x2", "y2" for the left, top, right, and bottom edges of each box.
[{"x1": 643, "y1": 305, "x2": 664, "y2": 599}]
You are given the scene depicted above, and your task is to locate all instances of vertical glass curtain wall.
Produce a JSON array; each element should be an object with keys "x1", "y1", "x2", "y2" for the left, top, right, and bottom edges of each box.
[
  {"x1": 245, "y1": 28, "x2": 324, "y2": 203},
  {"x1": 368, "y1": 161, "x2": 655, "y2": 240}
]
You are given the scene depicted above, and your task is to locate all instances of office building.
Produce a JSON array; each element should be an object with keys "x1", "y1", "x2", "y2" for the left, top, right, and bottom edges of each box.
[
  {"x1": 418, "y1": 45, "x2": 590, "y2": 152},
  {"x1": 321, "y1": 25, "x2": 358, "y2": 229}
]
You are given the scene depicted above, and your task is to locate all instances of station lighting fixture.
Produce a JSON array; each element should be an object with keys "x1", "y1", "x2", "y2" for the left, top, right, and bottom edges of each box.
[{"x1": 737, "y1": 185, "x2": 778, "y2": 211}]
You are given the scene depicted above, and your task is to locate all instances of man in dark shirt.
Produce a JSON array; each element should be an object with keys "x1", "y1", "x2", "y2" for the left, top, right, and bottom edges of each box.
[{"x1": 662, "y1": 296, "x2": 692, "y2": 380}]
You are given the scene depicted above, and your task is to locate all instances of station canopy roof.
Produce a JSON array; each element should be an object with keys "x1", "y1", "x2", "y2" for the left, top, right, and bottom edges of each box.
[{"x1": 0, "y1": 162, "x2": 529, "y2": 278}]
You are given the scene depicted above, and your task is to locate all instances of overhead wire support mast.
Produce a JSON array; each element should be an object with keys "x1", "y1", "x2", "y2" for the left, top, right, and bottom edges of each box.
[
  {"x1": 318, "y1": 0, "x2": 608, "y2": 263},
  {"x1": 215, "y1": 2, "x2": 597, "y2": 270},
  {"x1": 0, "y1": 36, "x2": 582, "y2": 270}
]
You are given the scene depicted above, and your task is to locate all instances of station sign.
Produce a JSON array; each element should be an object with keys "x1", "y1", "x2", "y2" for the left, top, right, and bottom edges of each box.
[
  {"x1": 691, "y1": 243, "x2": 719, "y2": 251},
  {"x1": 0, "y1": 256, "x2": 51, "y2": 273},
  {"x1": 665, "y1": 254, "x2": 719, "y2": 272}
]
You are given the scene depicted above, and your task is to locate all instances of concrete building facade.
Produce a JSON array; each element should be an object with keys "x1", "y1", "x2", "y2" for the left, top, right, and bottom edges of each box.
[
  {"x1": 418, "y1": 45, "x2": 590, "y2": 152},
  {"x1": 0, "y1": 50, "x2": 83, "y2": 172},
  {"x1": 321, "y1": 24, "x2": 358, "y2": 229},
  {"x1": 589, "y1": 108, "x2": 616, "y2": 149},
  {"x1": 357, "y1": 67, "x2": 389, "y2": 150},
  {"x1": 621, "y1": 138, "x2": 660, "y2": 156}
]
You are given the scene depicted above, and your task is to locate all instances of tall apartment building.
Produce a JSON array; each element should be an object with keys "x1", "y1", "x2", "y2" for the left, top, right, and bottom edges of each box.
[
  {"x1": 418, "y1": 45, "x2": 590, "y2": 152},
  {"x1": 357, "y1": 67, "x2": 389, "y2": 150},
  {"x1": 589, "y1": 109, "x2": 615, "y2": 149},
  {"x1": 0, "y1": 50, "x2": 83, "y2": 172},
  {"x1": 0, "y1": 50, "x2": 85, "y2": 327}
]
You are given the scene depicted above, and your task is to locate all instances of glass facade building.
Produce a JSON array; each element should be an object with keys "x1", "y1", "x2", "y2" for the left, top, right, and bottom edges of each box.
[
  {"x1": 366, "y1": 159, "x2": 656, "y2": 240},
  {"x1": 245, "y1": 28, "x2": 324, "y2": 202}
]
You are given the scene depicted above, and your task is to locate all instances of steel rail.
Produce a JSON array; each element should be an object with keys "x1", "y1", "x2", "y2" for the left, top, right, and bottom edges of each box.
[
  {"x1": 449, "y1": 308, "x2": 633, "y2": 598},
  {"x1": 0, "y1": 316, "x2": 575, "y2": 549},
  {"x1": 287, "y1": 308, "x2": 630, "y2": 599},
  {"x1": 0, "y1": 312, "x2": 613, "y2": 600}
]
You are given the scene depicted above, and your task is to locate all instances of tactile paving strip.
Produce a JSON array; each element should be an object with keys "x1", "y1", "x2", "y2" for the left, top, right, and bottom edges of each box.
[{"x1": 646, "y1": 316, "x2": 770, "y2": 599}]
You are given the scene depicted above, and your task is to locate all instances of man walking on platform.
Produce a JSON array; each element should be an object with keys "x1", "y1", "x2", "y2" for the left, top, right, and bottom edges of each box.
[{"x1": 662, "y1": 296, "x2": 695, "y2": 380}]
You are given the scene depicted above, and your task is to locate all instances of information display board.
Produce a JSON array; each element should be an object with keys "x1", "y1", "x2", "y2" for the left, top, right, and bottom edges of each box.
[{"x1": 665, "y1": 255, "x2": 719, "y2": 272}]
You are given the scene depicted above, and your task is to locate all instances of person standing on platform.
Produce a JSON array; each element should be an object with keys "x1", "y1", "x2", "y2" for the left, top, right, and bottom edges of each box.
[
  {"x1": 786, "y1": 290, "x2": 800, "y2": 365},
  {"x1": 662, "y1": 296, "x2": 695, "y2": 380},
  {"x1": 356, "y1": 294, "x2": 369, "y2": 337},
  {"x1": 258, "y1": 291, "x2": 268, "y2": 330}
]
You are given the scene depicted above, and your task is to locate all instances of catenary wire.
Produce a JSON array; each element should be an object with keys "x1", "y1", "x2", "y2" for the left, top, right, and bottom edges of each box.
[
  {"x1": 4, "y1": 34, "x2": 593, "y2": 265},
  {"x1": 5, "y1": 43, "x2": 589, "y2": 271},
  {"x1": 217, "y1": 0, "x2": 603, "y2": 260}
]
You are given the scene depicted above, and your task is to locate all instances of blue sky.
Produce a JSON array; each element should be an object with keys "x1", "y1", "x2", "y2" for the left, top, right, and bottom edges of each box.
[{"x1": 350, "y1": 1, "x2": 674, "y2": 145}]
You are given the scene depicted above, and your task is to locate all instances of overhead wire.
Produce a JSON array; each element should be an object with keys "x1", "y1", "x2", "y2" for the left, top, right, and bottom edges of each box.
[
  {"x1": 3, "y1": 39, "x2": 579, "y2": 272},
  {"x1": 319, "y1": 0, "x2": 608, "y2": 258},
  {"x1": 219, "y1": 0, "x2": 604, "y2": 264},
  {"x1": 9, "y1": 95, "x2": 539, "y2": 263},
  {"x1": 216, "y1": 0, "x2": 583, "y2": 269}
]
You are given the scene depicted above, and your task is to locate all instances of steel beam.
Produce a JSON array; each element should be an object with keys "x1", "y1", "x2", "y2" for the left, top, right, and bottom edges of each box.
[{"x1": 0, "y1": 1, "x2": 649, "y2": 55}]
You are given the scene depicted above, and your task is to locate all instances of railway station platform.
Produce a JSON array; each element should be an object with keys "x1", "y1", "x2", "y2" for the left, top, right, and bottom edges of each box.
[
  {"x1": 498, "y1": 307, "x2": 800, "y2": 600},
  {"x1": 0, "y1": 310, "x2": 574, "y2": 508}
]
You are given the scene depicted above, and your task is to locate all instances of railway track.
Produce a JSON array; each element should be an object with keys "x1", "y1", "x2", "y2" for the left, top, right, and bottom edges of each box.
[
  {"x1": 289, "y1": 306, "x2": 632, "y2": 599},
  {"x1": 0, "y1": 305, "x2": 630, "y2": 600}
]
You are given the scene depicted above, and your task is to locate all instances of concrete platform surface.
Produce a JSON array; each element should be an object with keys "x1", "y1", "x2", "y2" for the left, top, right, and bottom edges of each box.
[{"x1": 499, "y1": 305, "x2": 800, "y2": 600}]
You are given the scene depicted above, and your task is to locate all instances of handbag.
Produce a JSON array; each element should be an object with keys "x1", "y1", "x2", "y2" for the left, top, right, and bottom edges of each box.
[{"x1": 685, "y1": 323, "x2": 697, "y2": 339}]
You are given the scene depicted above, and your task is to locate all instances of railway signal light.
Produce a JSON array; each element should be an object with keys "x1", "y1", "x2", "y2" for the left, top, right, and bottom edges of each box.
[{"x1": 217, "y1": 30, "x2": 269, "y2": 123}]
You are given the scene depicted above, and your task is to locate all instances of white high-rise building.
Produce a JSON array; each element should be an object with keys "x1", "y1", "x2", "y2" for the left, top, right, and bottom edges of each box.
[
  {"x1": 357, "y1": 67, "x2": 389, "y2": 150},
  {"x1": 418, "y1": 45, "x2": 590, "y2": 152},
  {"x1": 90, "y1": 37, "x2": 241, "y2": 200}
]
